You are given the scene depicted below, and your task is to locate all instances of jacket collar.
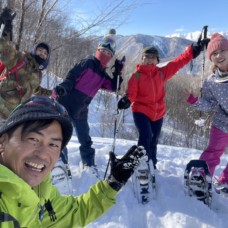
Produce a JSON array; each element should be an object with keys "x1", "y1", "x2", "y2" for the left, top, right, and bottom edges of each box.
[
  {"x1": 136, "y1": 63, "x2": 157, "y2": 74},
  {"x1": 0, "y1": 164, "x2": 51, "y2": 206}
]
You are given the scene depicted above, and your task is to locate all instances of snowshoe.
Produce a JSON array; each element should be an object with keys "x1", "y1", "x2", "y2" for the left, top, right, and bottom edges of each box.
[
  {"x1": 137, "y1": 168, "x2": 150, "y2": 204},
  {"x1": 148, "y1": 159, "x2": 156, "y2": 193},
  {"x1": 184, "y1": 160, "x2": 212, "y2": 207},
  {"x1": 213, "y1": 181, "x2": 228, "y2": 197},
  {"x1": 51, "y1": 159, "x2": 73, "y2": 195},
  {"x1": 82, "y1": 163, "x2": 101, "y2": 180},
  {"x1": 132, "y1": 159, "x2": 157, "y2": 204}
]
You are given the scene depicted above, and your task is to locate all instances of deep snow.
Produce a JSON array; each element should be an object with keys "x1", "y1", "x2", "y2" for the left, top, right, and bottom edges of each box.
[{"x1": 61, "y1": 135, "x2": 228, "y2": 228}]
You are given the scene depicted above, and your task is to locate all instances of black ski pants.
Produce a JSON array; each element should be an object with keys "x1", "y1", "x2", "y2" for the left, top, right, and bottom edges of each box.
[{"x1": 133, "y1": 112, "x2": 163, "y2": 167}]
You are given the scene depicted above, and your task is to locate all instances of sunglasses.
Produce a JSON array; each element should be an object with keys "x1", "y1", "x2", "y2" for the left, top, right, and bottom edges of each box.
[
  {"x1": 11, "y1": 96, "x2": 68, "y2": 117},
  {"x1": 98, "y1": 37, "x2": 116, "y2": 54}
]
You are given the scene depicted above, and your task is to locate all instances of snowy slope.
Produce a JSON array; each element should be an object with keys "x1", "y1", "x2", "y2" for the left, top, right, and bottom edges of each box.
[{"x1": 64, "y1": 135, "x2": 228, "y2": 228}]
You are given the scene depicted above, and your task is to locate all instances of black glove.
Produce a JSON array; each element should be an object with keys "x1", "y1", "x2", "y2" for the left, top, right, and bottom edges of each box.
[
  {"x1": 108, "y1": 145, "x2": 147, "y2": 191},
  {"x1": 55, "y1": 85, "x2": 66, "y2": 97},
  {"x1": 112, "y1": 56, "x2": 126, "y2": 78},
  {"x1": 118, "y1": 94, "x2": 131, "y2": 110},
  {"x1": 192, "y1": 37, "x2": 210, "y2": 59},
  {"x1": 0, "y1": 7, "x2": 16, "y2": 37}
]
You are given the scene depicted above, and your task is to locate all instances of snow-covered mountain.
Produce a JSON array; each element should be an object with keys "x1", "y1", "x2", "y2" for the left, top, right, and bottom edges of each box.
[
  {"x1": 166, "y1": 30, "x2": 228, "y2": 41},
  {"x1": 113, "y1": 33, "x2": 212, "y2": 78},
  {"x1": 166, "y1": 31, "x2": 203, "y2": 41}
]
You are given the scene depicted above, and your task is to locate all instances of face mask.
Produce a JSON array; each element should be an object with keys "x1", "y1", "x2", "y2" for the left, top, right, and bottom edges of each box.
[
  {"x1": 34, "y1": 55, "x2": 45, "y2": 65},
  {"x1": 95, "y1": 50, "x2": 112, "y2": 68}
]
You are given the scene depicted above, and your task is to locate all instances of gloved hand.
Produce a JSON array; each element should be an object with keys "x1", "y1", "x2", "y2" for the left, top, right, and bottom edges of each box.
[
  {"x1": 55, "y1": 85, "x2": 66, "y2": 96},
  {"x1": 118, "y1": 94, "x2": 131, "y2": 110},
  {"x1": 192, "y1": 37, "x2": 210, "y2": 59},
  {"x1": 0, "y1": 7, "x2": 16, "y2": 37},
  {"x1": 108, "y1": 145, "x2": 147, "y2": 191},
  {"x1": 187, "y1": 93, "x2": 198, "y2": 104},
  {"x1": 0, "y1": 7, "x2": 16, "y2": 24},
  {"x1": 112, "y1": 56, "x2": 126, "y2": 78}
]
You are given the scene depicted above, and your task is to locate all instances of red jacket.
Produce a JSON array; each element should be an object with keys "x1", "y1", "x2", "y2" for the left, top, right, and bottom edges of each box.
[{"x1": 126, "y1": 45, "x2": 193, "y2": 121}]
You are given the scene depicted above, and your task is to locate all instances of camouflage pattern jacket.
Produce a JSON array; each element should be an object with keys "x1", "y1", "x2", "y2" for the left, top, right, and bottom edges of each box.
[{"x1": 0, "y1": 38, "x2": 52, "y2": 119}]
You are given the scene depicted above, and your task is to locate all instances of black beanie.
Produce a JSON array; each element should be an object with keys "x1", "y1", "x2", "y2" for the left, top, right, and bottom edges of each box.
[
  {"x1": 142, "y1": 46, "x2": 159, "y2": 57},
  {"x1": 0, "y1": 96, "x2": 73, "y2": 150},
  {"x1": 36, "y1": 43, "x2": 49, "y2": 54}
]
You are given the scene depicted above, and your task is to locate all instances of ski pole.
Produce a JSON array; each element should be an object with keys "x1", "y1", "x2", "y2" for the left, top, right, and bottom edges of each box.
[
  {"x1": 200, "y1": 25, "x2": 208, "y2": 98},
  {"x1": 0, "y1": 24, "x2": 5, "y2": 37},
  {"x1": 104, "y1": 56, "x2": 126, "y2": 179},
  {"x1": 111, "y1": 109, "x2": 124, "y2": 153},
  {"x1": 199, "y1": 26, "x2": 208, "y2": 120},
  {"x1": 103, "y1": 109, "x2": 124, "y2": 179},
  {"x1": 194, "y1": 26, "x2": 208, "y2": 128}
]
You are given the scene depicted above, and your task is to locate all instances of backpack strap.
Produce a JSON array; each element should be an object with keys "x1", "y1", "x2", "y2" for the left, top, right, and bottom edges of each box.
[
  {"x1": 134, "y1": 71, "x2": 140, "y2": 80},
  {"x1": 134, "y1": 70, "x2": 165, "y2": 81},
  {"x1": 0, "y1": 212, "x2": 20, "y2": 228},
  {"x1": 0, "y1": 57, "x2": 28, "y2": 97},
  {"x1": 0, "y1": 57, "x2": 27, "y2": 81},
  {"x1": 159, "y1": 70, "x2": 165, "y2": 80}
]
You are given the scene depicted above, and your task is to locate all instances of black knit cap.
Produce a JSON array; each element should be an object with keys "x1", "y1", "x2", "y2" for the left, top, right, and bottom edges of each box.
[
  {"x1": 36, "y1": 43, "x2": 50, "y2": 54},
  {"x1": 142, "y1": 46, "x2": 159, "y2": 57},
  {"x1": 0, "y1": 96, "x2": 73, "y2": 150}
]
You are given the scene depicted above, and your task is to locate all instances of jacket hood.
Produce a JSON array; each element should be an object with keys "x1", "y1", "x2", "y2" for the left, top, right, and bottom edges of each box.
[
  {"x1": 136, "y1": 63, "x2": 157, "y2": 75},
  {"x1": 30, "y1": 42, "x2": 51, "y2": 70}
]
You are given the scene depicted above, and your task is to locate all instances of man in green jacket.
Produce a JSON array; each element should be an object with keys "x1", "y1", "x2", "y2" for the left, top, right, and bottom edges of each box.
[{"x1": 0, "y1": 96, "x2": 146, "y2": 227}]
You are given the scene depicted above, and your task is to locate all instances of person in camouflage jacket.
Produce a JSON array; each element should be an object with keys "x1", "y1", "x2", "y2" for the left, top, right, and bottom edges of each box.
[
  {"x1": 0, "y1": 39, "x2": 52, "y2": 119},
  {"x1": 0, "y1": 7, "x2": 52, "y2": 120}
]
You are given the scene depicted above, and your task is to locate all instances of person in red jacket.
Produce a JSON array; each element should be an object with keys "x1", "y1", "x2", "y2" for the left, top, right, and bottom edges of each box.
[{"x1": 118, "y1": 38, "x2": 208, "y2": 169}]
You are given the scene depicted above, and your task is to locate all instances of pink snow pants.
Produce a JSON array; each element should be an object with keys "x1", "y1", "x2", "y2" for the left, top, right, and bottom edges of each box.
[{"x1": 200, "y1": 125, "x2": 228, "y2": 183}]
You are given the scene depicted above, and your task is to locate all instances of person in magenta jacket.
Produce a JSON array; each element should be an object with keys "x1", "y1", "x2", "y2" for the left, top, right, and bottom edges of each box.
[
  {"x1": 118, "y1": 39, "x2": 207, "y2": 169},
  {"x1": 52, "y1": 29, "x2": 124, "y2": 170}
]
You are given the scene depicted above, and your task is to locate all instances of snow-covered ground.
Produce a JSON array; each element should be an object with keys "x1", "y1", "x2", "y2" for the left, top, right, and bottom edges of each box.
[{"x1": 63, "y1": 135, "x2": 228, "y2": 228}]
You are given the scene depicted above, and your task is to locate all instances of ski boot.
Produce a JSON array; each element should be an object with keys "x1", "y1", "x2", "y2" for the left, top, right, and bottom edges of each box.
[{"x1": 184, "y1": 160, "x2": 212, "y2": 207}]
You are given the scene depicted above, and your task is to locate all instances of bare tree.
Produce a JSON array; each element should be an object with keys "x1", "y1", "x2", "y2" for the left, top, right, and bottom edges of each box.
[
  {"x1": 15, "y1": 0, "x2": 26, "y2": 50},
  {"x1": 33, "y1": 0, "x2": 58, "y2": 44},
  {"x1": 65, "y1": 0, "x2": 149, "y2": 38}
]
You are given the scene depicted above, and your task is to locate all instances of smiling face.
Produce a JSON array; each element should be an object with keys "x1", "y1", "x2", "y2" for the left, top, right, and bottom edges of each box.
[
  {"x1": 211, "y1": 49, "x2": 228, "y2": 72},
  {"x1": 142, "y1": 55, "x2": 158, "y2": 65},
  {"x1": 35, "y1": 47, "x2": 48, "y2": 60},
  {"x1": 0, "y1": 120, "x2": 63, "y2": 187}
]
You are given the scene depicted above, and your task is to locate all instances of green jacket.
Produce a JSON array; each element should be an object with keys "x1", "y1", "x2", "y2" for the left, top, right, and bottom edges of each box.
[
  {"x1": 0, "y1": 165, "x2": 117, "y2": 227},
  {"x1": 0, "y1": 38, "x2": 52, "y2": 119}
]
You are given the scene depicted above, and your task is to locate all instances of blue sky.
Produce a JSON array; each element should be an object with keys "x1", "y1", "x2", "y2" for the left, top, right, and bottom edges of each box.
[{"x1": 67, "y1": 0, "x2": 228, "y2": 36}]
